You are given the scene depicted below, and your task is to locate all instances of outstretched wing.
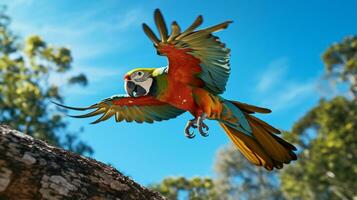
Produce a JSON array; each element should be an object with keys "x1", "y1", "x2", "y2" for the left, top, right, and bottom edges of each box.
[
  {"x1": 53, "y1": 95, "x2": 185, "y2": 124},
  {"x1": 142, "y1": 9, "x2": 232, "y2": 94}
]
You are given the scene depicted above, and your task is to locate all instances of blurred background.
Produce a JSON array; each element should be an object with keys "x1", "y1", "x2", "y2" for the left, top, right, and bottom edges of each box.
[{"x1": 0, "y1": 0, "x2": 356, "y2": 199}]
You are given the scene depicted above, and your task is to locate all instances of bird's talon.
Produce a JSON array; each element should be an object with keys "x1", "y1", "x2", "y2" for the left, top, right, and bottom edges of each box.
[
  {"x1": 185, "y1": 128, "x2": 195, "y2": 138},
  {"x1": 202, "y1": 123, "x2": 209, "y2": 131},
  {"x1": 184, "y1": 119, "x2": 197, "y2": 139},
  {"x1": 198, "y1": 126, "x2": 209, "y2": 137},
  {"x1": 185, "y1": 132, "x2": 195, "y2": 139},
  {"x1": 184, "y1": 115, "x2": 209, "y2": 138}
]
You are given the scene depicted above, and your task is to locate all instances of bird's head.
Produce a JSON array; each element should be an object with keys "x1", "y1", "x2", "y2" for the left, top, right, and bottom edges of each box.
[{"x1": 124, "y1": 68, "x2": 155, "y2": 97}]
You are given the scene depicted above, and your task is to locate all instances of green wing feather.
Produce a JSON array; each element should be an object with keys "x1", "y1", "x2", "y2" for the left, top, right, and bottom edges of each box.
[
  {"x1": 142, "y1": 9, "x2": 232, "y2": 94},
  {"x1": 53, "y1": 95, "x2": 185, "y2": 124}
]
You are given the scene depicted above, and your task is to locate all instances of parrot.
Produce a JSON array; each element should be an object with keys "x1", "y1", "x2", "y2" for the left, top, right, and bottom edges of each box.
[{"x1": 54, "y1": 9, "x2": 297, "y2": 170}]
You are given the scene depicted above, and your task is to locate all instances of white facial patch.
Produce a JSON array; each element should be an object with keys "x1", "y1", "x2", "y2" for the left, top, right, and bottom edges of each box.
[{"x1": 135, "y1": 78, "x2": 153, "y2": 95}]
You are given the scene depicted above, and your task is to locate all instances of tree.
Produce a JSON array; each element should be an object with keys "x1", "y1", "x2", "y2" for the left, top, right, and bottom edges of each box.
[
  {"x1": 214, "y1": 145, "x2": 284, "y2": 200},
  {"x1": 322, "y1": 36, "x2": 357, "y2": 98},
  {"x1": 150, "y1": 176, "x2": 218, "y2": 200},
  {"x1": 280, "y1": 36, "x2": 357, "y2": 200},
  {"x1": 280, "y1": 97, "x2": 357, "y2": 200},
  {"x1": 0, "y1": 5, "x2": 92, "y2": 155},
  {"x1": 0, "y1": 124, "x2": 164, "y2": 199}
]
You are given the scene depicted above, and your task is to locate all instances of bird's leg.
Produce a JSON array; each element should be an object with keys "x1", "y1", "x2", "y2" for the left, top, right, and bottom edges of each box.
[
  {"x1": 197, "y1": 113, "x2": 209, "y2": 137},
  {"x1": 184, "y1": 118, "x2": 197, "y2": 139}
]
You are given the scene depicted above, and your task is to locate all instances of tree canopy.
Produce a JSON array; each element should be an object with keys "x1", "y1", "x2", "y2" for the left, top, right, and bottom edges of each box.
[
  {"x1": 214, "y1": 144, "x2": 284, "y2": 200},
  {"x1": 323, "y1": 36, "x2": 357, "y2": 98},
  {"x1": 151, "y1": 176, "x2": 218, "y2": 200},
  {"x1": 0, "y1": 6, "x2": 92, "y2": 155},
  {"x1": 280, "y1": 97, "x2": 357, "y2": 200},
  {"x1": 280, "y1": 35, "x2": 357, "y2": 200}
]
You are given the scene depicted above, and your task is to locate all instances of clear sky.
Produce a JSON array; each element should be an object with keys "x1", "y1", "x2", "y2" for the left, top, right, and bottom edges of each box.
[{"x1": 5, "y1": 0, "x2": 357, "y2": 185}]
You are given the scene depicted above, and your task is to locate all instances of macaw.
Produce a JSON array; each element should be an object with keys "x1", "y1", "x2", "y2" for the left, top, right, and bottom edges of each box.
[{"x1": 55, "y1": 9, "x2": 297, "y2": 170}]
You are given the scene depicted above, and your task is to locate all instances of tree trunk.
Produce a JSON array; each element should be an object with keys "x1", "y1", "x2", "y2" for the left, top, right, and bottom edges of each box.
[{"x1": 0, "y1": 124, "x2": 165, "y2": 200}]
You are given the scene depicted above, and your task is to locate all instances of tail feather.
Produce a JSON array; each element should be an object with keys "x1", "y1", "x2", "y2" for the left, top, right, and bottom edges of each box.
[
  {"x1": 271, "y1": 134, "x2": 297, "y2": 151},
  {"x1": 231, "y1": 101, "x2": 272, "y2": 114},
  {"x1": 273, "y1": 160, "x2": 284, "y2": 169},
  {"x1": 220, "y1": 101, "x2": 297, "y2": 170},
  {"x1": 220, "y1": 123, "x2": 274, "y2": 170},
  {"x1": 248, "y1": 114, "x2": 281, "y2": 134},
  {"x1": 248, "y1": 117, "x2": 292, "y2": 163}
]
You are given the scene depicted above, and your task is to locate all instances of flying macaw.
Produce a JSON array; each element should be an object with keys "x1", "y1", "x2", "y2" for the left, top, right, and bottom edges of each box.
[{"x1": 55, "y1": 9, "x2": 297, "y2": 170}]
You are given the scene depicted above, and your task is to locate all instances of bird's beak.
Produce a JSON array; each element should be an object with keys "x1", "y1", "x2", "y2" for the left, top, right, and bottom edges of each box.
[
  {"x1": 125, "y1": 80, "x2": 136, "y2": 97},
  {"x1": 125, "y1": 80, "x2": 147, "y2": 97}
]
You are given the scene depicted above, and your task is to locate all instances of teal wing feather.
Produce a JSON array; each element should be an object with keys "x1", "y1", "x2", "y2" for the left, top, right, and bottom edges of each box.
[{"x1": 52, "y1": 95, "x2": 185, "y2": 124}]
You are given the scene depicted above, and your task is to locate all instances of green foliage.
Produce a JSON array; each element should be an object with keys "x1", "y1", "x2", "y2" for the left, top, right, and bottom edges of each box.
[
  {"x1": 322, "y1": 36, "x2": 357, "y2": 98},
  {"x1": 279, "y1": 36, "x2": 357, "y2": 200},
  {"x1": 214, "y1": 144, "x2": 284, "y2": 200},
  {"x1": 150, "y1": 176, "x2": 218, "y2": 200},
  {"x1": 280, "y1": 97, "x2": 357, "y2": 200},
  {"x1": 0, "y1": 6, "x2": 92, "y2": 155}
]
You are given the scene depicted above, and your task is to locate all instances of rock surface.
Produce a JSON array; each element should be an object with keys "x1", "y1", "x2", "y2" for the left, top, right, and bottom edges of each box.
[{"x1": 0, "y1": 124, "x2": 165, "y2": 200}]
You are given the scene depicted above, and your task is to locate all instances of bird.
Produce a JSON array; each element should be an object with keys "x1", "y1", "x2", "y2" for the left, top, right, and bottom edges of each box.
[{"x1": 54, "y1": 9, "x2": 297, "y2": 170}]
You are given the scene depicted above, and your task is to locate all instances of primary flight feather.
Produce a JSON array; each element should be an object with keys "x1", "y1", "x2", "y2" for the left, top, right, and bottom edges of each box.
[{"x1": 55, "y1": 9, "x2": 297, "y2": 170}]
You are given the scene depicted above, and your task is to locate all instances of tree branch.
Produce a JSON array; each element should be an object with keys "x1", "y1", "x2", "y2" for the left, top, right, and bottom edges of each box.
[{"x1": 0, "y1": 124, "x2": 165, "y2": 200}]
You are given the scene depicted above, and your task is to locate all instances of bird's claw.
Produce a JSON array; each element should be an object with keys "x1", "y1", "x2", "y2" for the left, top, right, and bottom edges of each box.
[
  {"x1": 184, "y1": 119, "x2": 196, "y2": 139},
  {"x1": 184, "y1": 114, "x2": 209, "y2": 138},
  {"x1": 185, "y1": 131, "x2": 195, "y2": 139},
  {"x1": 197, "y1": 116, "x2": 209, "y2": 137}
]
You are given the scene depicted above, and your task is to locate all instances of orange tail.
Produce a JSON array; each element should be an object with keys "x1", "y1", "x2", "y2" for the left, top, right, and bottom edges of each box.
[{"x1": 220, "y1": 101, "x2": 297, "y2": 170}]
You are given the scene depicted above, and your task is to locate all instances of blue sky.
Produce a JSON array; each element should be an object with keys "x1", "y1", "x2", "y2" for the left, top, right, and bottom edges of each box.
[{"x1": 5, "y1": 0, "x2": 357, "y2": 185}]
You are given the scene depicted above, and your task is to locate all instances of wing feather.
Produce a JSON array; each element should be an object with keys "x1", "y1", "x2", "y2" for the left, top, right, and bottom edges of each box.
[
  {"x1": 167, "y1": 21, "x2": 181, "y2": 42},
  {"x1": 154, "y1": 9, "x2": 168, "y2": 42},
  {"x1": 115, "y1": 111, "x2": 124, "y2": 122},
  {"x1": 142, "y1": 24, "x2": 160, "y2": 46},
  {"x1": 53, "y1": 95, "x2": 185, "y2": 124},
  {"x1": 142, "y1": 9, "x2": 232, "y2": 94},
  {"x1": 69, "y1": 107, "x2": 106, "y2": 118},
  {"x1": 176, "y1": 15, "x2": 203, "y2": 40}
]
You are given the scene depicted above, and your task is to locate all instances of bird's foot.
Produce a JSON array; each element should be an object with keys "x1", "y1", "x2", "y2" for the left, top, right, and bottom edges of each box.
[
  {"x1": 184, "y1": 119, "x2": 197, "y2": 139},
  {"x1": 184, "y1": 113, "x2": 209, "y2": 139}
]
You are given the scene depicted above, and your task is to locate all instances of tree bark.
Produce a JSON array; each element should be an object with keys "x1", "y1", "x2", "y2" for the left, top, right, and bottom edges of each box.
[{"x1": 0, "y1": 124, "x2": 165, "y2": 200}]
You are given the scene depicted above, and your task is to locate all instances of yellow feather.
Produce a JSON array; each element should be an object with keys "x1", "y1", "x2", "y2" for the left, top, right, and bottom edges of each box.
[
  {"x1": 220, "y1": 123, "x2": 274, "y2": 170},
  {"x1": 249, "y1": 119, "x2": 291, "y2": 162}
]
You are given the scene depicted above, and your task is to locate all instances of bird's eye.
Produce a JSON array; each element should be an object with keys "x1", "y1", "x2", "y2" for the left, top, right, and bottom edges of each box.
[{"x1": 137, "y1": 71, "x2": 144, "y2": 77}]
